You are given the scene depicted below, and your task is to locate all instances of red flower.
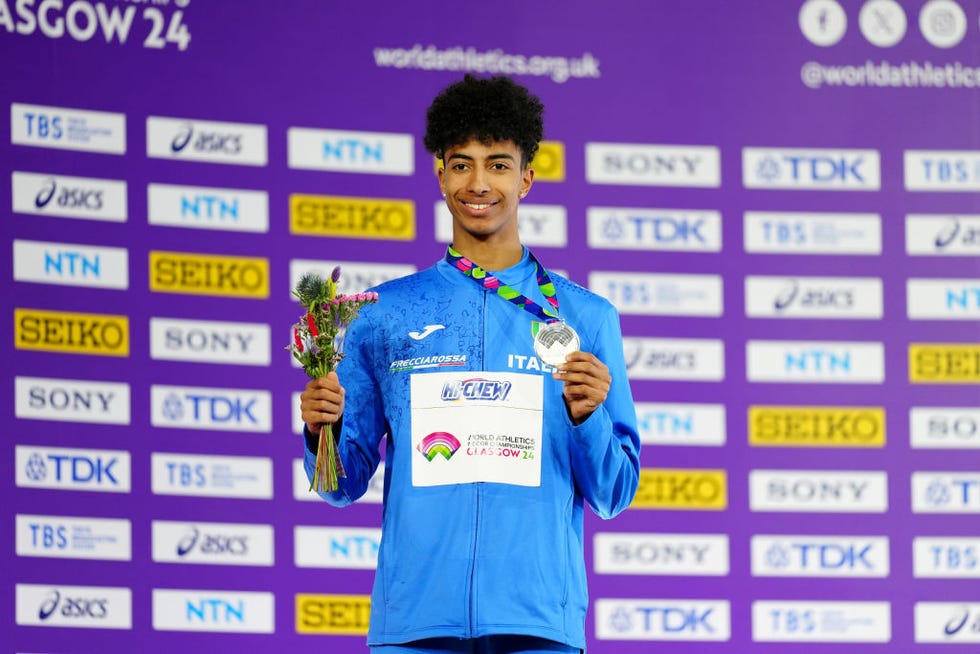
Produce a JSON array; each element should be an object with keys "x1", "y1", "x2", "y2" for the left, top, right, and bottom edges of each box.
[
  {"x1": 306, "y1": 313, "x2": 318, "y2": 336},
  {"x1": 293, "y1": 327, "x2": 304, "y2": 352}
]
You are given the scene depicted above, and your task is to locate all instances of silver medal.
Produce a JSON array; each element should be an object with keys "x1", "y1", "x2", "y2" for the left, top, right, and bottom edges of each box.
[{"x1": 533, "y1": 321, "x2": 580, "y2": 367}]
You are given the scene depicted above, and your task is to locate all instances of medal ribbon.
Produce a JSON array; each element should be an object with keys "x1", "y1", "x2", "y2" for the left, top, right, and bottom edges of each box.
[{"x1": 445, "y1": 247, "x2": 560, "y2": 323}]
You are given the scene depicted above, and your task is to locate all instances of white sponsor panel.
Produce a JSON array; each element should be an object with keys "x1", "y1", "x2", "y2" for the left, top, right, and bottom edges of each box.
[
  {"x1": 13, "y1": 239, "x2": 128, "y2": 289},
  {"x1": 752, "y1": 600, "x2": 891, "y2": 642},
  {"x1": 910, "y1": 407, "x2": 980, "y2": 449},
  {"x1": 150, "y1": 318, "x2": 271, "y2": 366},
  {"x1": 594, "y1": 533, "x2": 729, "y2": 576},
  {"x1": 152, "y1": 589, "x2": 274, "y2": 633},
  {"x1": 148, "y1": 183, "x2": 269, "y2": 233},
  {"x1": 585, "y1": 143, "x2": 721, "y2": 187},
  {"x1": 912, "y1": 472, "x2": 980, "y2": 513},
  {"x1": 590, "y1": 272, "x2": 723, "y2": 317},
  {"x1": 289, "y1": 259, "x2": 416, "y2": 297},
  {"x1": 908, "y1": 278, "x2": 980, "y2": 319},
  {"x1": 16, "y1": 515, "x2": 131, "y2": 561},
  {"x1": 152, "y1": 521, "x2": 274, "y2": 566},
  {"x1": 294, "y1": 526, "x2": 381, "y2": 569},
  {"x1": 15, "y1": 376, "x2": 130, "y2": 425},
  {"x1": 151, "y1": 385, "x2": 272, "y2": 432},
  {"x1": 151, "y1": 453, "x2": 272, "y2": 499},
  {"x1": 751, "y1": 535, "x2": 889, "y2": 577},
  {"x1": 915, "y1": 602, "x2": 980, "y2": 643},
  {"x1": 744, "y1": 211, "x2": 881, "y2": 254},
  {"x1": 16, "y1": 446, "x2": 131, "y2": 493},
  {"x1": 288, "y1": 127, "x2": 413, "y2": 175},
  {"x1": 624, "y1": 337, "x2": 725, "y2": 381},
  {"x1": 749, "y1": 470, "x2": 888, "y2": 513},
  {"x1": 746, "y1": 340, "x2": 884, "y2": 384},
  {"x1": 745, "y1": 276, "x2": 882, "y2": 319},
  {"x1": 595, "y1": 599, "x2": 731, "y2": 641},
  {"x1": 16, "y1": 584, "x2": 132, "y2": 629},
  {"x1": 743, "y1": 147, "x2": 880, "y2": 190},
  {"x1": 587, "y1": 207, "x2": 722, "y2": 252},
  {"x1": 436, "y1": 201, "x2": 567, "y2": 247},
  {"x1": 11, "y1": 103, "x2": 125, "y2": 154},
  {"x1": 292, "y1": 458, "x2": 385, "y2": 504},
  {"x1": 906, "y1": 214, "x2": 980, "y2": 256},
  {"x1": 12, "y1": 171, "x2": 127, "y2": 221},
  {"x1": 147, "y1": 117, "x2": 267, "y2": 166},
  {"x1": 913, "y1": 537, "x2": 980, "y2": 578},
  {"x1": 634, "y1": 402, "x2": 726, "y2": 446},
  {"x1": 905, "y1": 150, "x2": 980, "y2": 191}
]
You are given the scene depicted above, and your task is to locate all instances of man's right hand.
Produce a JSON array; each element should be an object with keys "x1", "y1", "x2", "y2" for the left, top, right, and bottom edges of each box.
[{"x1": 300, "y1": 371, "x2": 346, "y2": 435}]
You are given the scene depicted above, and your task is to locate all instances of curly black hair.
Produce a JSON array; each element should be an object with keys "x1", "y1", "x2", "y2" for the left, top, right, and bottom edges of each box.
[{"x1": 424, "y1": 74, "x2": 544, "y2": 167}]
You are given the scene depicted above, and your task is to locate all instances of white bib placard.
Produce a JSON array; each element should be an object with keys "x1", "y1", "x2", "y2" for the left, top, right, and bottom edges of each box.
[{"x1": 410, "y1": 371, "x2": 543, "y2": 488}]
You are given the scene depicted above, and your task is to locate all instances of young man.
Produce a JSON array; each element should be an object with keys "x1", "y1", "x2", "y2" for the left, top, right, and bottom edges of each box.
[{"x1": 299, "y1": 74, "x2": 640, "y2": 654}]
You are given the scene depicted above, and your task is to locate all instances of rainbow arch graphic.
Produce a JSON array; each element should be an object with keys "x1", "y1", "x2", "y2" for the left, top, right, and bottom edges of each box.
[{"x1": 417, "y1": 432, "x2": 461, "y2": 461}]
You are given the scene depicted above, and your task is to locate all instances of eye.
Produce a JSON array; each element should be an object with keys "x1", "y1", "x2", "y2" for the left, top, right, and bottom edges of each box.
[{"x1": 490, "y1": 162, "x2": 510, "y2": 171}]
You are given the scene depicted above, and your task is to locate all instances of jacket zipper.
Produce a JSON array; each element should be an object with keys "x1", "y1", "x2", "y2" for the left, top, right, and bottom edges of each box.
[{"x1": 467, "y1": 289, "x2": 489, "y2": 637}]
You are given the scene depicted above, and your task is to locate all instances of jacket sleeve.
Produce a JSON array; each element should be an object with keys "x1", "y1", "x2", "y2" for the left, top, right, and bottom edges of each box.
[
  {"x1": 567, "y1": 302, "x2": 641, "y2": 519},
  {"x1": 303, "y1": 305, "x2": 386, "y2": 506}
]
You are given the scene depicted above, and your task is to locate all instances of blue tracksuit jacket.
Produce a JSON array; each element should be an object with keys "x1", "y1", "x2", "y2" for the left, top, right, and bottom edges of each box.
[{"x1": 304, "y1": 248, "x2": 641, "y2": 648}]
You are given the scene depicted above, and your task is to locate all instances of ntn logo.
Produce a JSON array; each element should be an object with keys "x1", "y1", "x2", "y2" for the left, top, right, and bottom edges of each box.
[
  {"x1": 44, "y1": 250, "x2": 101, "y2": 277},
  {"x1": 181, "y1": 194, "x2": 239, "y2": 219}
]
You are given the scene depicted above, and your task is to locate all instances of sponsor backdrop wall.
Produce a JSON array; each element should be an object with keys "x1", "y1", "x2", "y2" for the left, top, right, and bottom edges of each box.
[{"x1": 2, "y1": 0, "x2": 979, "y2": 651}]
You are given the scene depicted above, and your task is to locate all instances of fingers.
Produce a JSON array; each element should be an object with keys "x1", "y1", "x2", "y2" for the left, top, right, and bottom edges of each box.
[
  {"x1": 300, "y1": 372, "x2": 345, "y2": 432},
  {"x1": 554, "y1": 351, "x2": 611, "y2": 423}
]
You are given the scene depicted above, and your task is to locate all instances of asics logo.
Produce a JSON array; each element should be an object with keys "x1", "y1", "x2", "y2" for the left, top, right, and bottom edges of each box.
[{"x1": 409, "y1": 324, "x2": 445, "y2": 340}]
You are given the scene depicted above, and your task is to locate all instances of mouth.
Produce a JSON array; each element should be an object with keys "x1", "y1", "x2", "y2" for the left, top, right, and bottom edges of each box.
[{"x1": 461, "y1": 200, "x2": 497, "y2": 211}]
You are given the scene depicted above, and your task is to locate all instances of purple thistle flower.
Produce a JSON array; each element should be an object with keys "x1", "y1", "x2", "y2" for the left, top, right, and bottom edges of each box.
[{"x1": 331, "y1": 266, "x2": 342, "y2": 283}]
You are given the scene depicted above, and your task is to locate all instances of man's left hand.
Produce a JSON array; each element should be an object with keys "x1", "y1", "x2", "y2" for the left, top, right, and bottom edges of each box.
[{"x1": 554, "y1": 351, "x2": 612, "y2": 425}]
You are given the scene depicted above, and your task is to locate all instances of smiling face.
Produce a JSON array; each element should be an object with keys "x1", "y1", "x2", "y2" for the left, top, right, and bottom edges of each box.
[{"x1": 438, "y1": 138, "x2": 534, "y2": 258}]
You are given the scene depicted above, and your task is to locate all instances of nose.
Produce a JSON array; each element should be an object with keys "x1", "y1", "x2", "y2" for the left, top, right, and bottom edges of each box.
[{"x1": 467, "y1": 167, "x2": 491, "y2": 194}]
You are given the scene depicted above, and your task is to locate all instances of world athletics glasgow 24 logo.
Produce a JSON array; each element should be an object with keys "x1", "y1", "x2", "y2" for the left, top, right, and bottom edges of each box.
[{"x1": 417, "y1": 432, "x2": 461, "y2": 461}]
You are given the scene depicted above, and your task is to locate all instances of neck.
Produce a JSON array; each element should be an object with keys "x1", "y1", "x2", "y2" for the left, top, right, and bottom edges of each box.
[{"x1": 450, "y1": 239, "x2": 524, "y2": 271}]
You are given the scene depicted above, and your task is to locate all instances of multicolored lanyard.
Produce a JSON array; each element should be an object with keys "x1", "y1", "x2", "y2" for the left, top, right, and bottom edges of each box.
[{"x1": 445, "y1": 246, "x2": 560, "y2": 323}]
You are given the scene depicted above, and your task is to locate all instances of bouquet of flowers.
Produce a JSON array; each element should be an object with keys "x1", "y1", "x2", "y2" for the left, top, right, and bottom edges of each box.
[{"x1": 288, "y1": 266, "x2": 378, "y2": 492}]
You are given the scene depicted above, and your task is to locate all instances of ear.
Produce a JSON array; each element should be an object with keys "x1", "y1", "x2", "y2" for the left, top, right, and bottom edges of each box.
[
  {"x1": 437, "y1": 165, "x2": 446, "y2": 196},
  {"x1": 520, "y1": 166, "x2": 535, "y2": 198}
]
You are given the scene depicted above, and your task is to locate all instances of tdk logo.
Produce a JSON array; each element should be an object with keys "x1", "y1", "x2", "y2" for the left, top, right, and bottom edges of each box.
[
  {"x1": 595, "y1": 599, "x2": 731, "y2": 641},
  {"x1": 752, "y1": 536, "x2": 889, "y2": 577},
  {"x1": 16, "y1": 446, "x2": 131, "y2": 493},
  {"x1": 441, "y1": 378, "x2": 512, "y2": 401},
  {"x1": 151, "y1": 385, "x2": 272, "y2": 432},
  {"x1": 171, "y1": 124, "x2": 242, "y2": 155},
  {"x1": 912, "y1": 473, "x2": 980, "y2": 513},
  {"x1": 744, "y1": 148, "x2": 881, "y2": 190},
  {"x1": 587, "y1": 206, "x2": 726, "y2": 251}
]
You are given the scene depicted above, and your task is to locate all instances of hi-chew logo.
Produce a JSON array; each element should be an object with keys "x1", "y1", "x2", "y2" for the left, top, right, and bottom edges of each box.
[
  {"x1": 150, "y1": 318, "x2": 270, "y2": 366},
  {"x1": 915, "y1": 602, "x2": 980, "y2": 643},
  {"x1": 15, "y1": 376, "x2": 130, "y2": 425},
  {"x1": 153, "y1": 589, "x2": 275, "y2": 633},
  {"x1": 587, "y1": 207, "x2": 722, "y2": 252},
  {"x1": 16, "y1": 445, "x2": 131, "y2": 493},
  {"x1": 12, "y1": 171, "x2": 127, "y2": 221},
  {"x1": 750, "y1": 470, "x2": 888, "y2": 513},
  {"x1": 751, "y1": 535, "x2": 889, "y2": 577},
  {"x1": 294, "y1": 526, "x2": 381, "y2": 569},
  {"x1": 147, "y1": 117, "x2": 267, "y2": 166},
  {"x1": 148, "y1": 183, "x2": 269, "y2": 233},
  {"x1": 417, "y1": 432, "x2": 461, "y2": 461},
  {"x1": 151, "y1": 453, "x2": 272, "y2": 499},
  {"x1": 635, "y1": 402, "x2": 726, "y2": 446},
  {"x1": 624, "y1": 337, "x2": 725, "y2": 381},
  {"x1": 590, "y1": 271, "x2": 723, "y2": 317},
  {"x1": 14, "y1": 239, "x2": 128, "y2": 289},
  {"x1": 16, "y1": 514, "x2": 131, "y2": 561},
  {"x1": 906, "y1": 215, "x2": 980, "y2": 256},
  {"x1": 289, "y1": 127, "x2": 414, "y2": 175},
  {"x1": 905, "y1": 150, "x2": 980, "y2": 191},
  {"x1": 747, "y1": 340, "x2": 884, "y2": 384},
  {"x1": 586, "y1": 143, "x2": 721, "y2": 187},
  {"x1": 912, "y1": 472, "x2": 980, "y2": 513},
  {"x1": 908, "y1": 279, "x2": 980, "y2": 320},
  {"x1": 151, "y1": 385, "x2": 271, "y2": 432},
  {"x1": 16, "y1": 584, "x2": 132, "y2": 629},
  {"x1": 11, "y1": 103, "x2": 125, "y2": 154},
  {"x1": 595, "y1": 599, "x2": 731, "y2": 641},
  {"x1": 152, "y1": 521, "x2": 274, "y2": 566},
  {"x1": 752, "y1": 600, "x2": 891, "y2": 642},
  {"x1": 913, "y1": 537, "x2": 980, "y2": 578},
  {"x1": 594, "y1": 533, "x2": 730, "y2": 576},
  {"x1": 744, "y1": 211, "x2": 881, "y2": 254},
  {"x1": 15, "y1": 308, "x2": 129, "y2": 356},
  {"x1": 440, "y1": 378, "x2": 512, "y2": 401},
  {"x1": 744, "y1": 148, "x2": 880, "y2": 190},
  {"x1": 745, "y1": 276, "x2": 882, "y2": 319},
  {"x1": 910, "y1": 407, "x2": 980, "y2": 449}
]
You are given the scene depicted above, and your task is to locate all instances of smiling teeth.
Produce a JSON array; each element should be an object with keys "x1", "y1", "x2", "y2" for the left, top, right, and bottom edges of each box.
[{"x1": 466, "y1": 203, "x2": 491, "y2": 210}]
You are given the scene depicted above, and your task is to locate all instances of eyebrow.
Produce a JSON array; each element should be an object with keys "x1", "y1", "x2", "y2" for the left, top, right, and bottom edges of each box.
[{"x1": 446, "y1": 152, "x2": 517, "y2": 163}]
